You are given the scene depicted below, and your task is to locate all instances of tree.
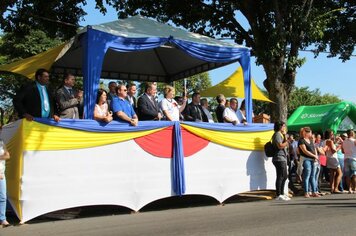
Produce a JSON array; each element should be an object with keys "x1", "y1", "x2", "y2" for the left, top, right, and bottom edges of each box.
[
  {"x1": 107, "y1": 0, "x2": 355, "y2": 122},
  {"x1": 0, "y1": 30, "x2": 63, "y2": 123},
  {"x1": 137, "y1": 72, "x2": 212, "y2": 97},
  {"x1": 287, "y1": 86, "x2": 341, "y2": 117}
]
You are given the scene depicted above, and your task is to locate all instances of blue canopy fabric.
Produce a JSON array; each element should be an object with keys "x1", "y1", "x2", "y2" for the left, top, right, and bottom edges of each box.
[
  {"x1": 34, "y1": 118, "x2": 174, "y2": 132},
  {"x1": 182, "y1": 121, "x2": 274, "y2": 132},
  {"x1": 81, "y1": 26, "x2": 252, "y2": 122}
]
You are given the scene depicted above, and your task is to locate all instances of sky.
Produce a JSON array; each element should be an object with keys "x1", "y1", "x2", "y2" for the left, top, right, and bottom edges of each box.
[{"x1": 80, "y1": 2, "x2": 356, "y2": 103}]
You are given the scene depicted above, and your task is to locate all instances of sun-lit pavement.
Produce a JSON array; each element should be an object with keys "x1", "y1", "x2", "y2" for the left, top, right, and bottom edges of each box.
[{"x1": 1, "y1": 192, "x2": 356, "y2": 236}]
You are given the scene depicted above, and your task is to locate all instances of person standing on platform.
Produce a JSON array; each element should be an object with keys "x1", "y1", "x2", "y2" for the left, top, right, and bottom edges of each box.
[
  {"x1": 137, "y1": 82, "x2": 162, "y2": 121},
  {"x1": 112, "y1": 84, "x2": 138, "y2": 126},
  {"x1": 107, "y1": 81, "x2": 118, "y2": 110},
  {"x1": 126, "y1": 83, "x2": 138, "y2": 113},
  {"x1": 215, "y1": 94, "x2": 226, "y2": 123},
  {"x1": 159, "y1": 85, "x2": 187, "y2": 121},
  {"x1": 183, "y1": 92, "x2": 208, "y2": 122},
  {"x1": 272, "y1": 121, "x2": 291, "y2": 201},
  {"x1": 55, "y1": 73, "x2": 83, "y2": 119},
  {"x1": 200, "y1": 98, "x2": 214, "y2": 123},
  {"x1": 94, "y1": 89, "x2": 113, "y2": 123},
  {"x1": 14, "y1": 68, "x2": 60, "y2": 122},
  {"x1": 223, "y1": 98, "x2": 240, "y2": 125}
]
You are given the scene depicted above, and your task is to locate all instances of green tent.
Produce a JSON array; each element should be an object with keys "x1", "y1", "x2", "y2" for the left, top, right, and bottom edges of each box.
[{"x1": 287, "y1": 101, "x2": 356, "y2": 134}]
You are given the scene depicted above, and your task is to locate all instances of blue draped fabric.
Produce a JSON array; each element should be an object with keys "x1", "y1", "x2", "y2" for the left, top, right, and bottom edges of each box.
[
  {"x1": 82, "y1": 28, "x2": 253, "y2": 121},
  {"x1": 182, "y1": 121, "x2": 274, "y2": 132},
  {"x1": 34, "y1": 118, "x2": 174, "y2": 132},
  {"x1": 239, "y1": 53, "x2": 253, "y2": 123},
  {"x1": 172, "y1": 121, "x2": 185, "y2": 196},
  {"x1": 172, "y1": 39, "x2": 250, "y2": 63}
]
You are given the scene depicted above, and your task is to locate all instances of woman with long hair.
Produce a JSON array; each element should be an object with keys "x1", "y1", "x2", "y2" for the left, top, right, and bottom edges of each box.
[
  {"x1": 94, "y1": 89, "x2": 113, "y2": 123},
  {"x1": 298, "y1": 127, "x2": 320, "y2": 198},
  {"x1": 323, "y1": 129, "x2": 342, "y2": 193},
  {"x1": 271, "y1": 121, "x2": 290, "y2": 201}
]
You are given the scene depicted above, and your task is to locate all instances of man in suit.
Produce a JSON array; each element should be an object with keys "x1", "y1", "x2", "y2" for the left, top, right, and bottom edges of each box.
[
  {"x1": 183, "y1": 92, "x2": 208, "y2": 122},
  {"x1": 14, "y1": 68, "x2": 60, "y2": 122},
  {"x1": 55, "y1": 73, "x2": 83, "y2": 119},
  {"x1": 137, "y1": 82, "x2": 162, "y2": 121},
  {"x1": 107, "y1": 81, "x2": 117, "y2": 110},
  {"x1": 126, "y1": 83, "x2": 137, "y2": 113}
]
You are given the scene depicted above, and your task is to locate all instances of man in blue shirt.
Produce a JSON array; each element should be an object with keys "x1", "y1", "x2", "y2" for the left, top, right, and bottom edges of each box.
[{"x1": 111, "y1": 84, "x2": 138, "y2": 126}]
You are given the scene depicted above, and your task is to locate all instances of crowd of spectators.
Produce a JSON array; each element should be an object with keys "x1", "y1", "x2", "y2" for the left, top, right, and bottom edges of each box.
[{"x1": 272, "y1": 123, "x2": 356, "y2": 201}]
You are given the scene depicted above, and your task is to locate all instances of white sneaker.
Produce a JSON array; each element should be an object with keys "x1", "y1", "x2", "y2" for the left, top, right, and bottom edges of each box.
[
  {"x1": 275, "y1": 195, "x2": 286, "y2": 201},
  {"x1": 282, "y1": 195, "x2": 291, "y2": 201}
]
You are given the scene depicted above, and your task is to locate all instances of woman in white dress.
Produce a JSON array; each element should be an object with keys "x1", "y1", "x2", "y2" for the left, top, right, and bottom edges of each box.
[
  {"x1": 159, "y1": 85, "x2": 187, "y2": 121},
  {"x1": 94, "y1": 89, "x2": 113, "y2": 123}
]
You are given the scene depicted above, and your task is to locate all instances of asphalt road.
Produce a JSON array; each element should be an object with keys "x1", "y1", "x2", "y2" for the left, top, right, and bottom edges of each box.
[{"x1": 1, "y1": 193, "x2": 356, "y2": 236}]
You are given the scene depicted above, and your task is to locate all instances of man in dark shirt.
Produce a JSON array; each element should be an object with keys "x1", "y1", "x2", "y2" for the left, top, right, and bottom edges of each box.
[
  {"x1": 137, "y1": 82, "x2": 162, "y2": 121},
  {"x1": 126, "y1": 83, "x2": 138, "y2": 113},
  {"x1": 183, "y1": 92, "x2": 208, "y2": 122},
  {"x1": 14, "y1": 68, "x2": 60, "y2": 122},
  {"x1": 215, "y1": 94, "x2": 226, "y2": 123}
]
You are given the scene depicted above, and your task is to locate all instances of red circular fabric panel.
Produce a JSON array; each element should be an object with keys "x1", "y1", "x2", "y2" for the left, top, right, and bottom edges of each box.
[
  {"x1": 181, "y1": 127, "x2": 209, "y2": 157},
  {"x1": 134, "y1": 126, "x2": 209, "y2": 158}
]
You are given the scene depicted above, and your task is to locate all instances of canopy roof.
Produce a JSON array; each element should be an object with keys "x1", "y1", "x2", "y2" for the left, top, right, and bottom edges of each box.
[
  {"x1": 0, "y1": 16, "x2": 247, "y2": 82},
  {"x1": 0, "y1": 16, "x2": 253, "y2": 121},
  {"x1": 287, "y1": 101, "x2": 356, "y2": 133},
  {"x1": 200, "y1": 67, "x2": 272, "y2": 102}
]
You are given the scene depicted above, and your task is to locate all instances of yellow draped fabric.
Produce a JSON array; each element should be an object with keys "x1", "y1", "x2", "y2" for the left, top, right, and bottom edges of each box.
[
  {"x1": 200, "y1": 67, "x2": 273, "y2": 103},
  {"x1": 0, "y1": 43, "x2": 66, "y2": 79},
  {"x1": 19, "y1": 120, "x2": 164, "y2": 151},
  {"x1": 181, "y1": 124, "x2": 273, "y2": 151},
  {"x1": 5, "y1": 120, "x2": 164, "y2": 219}
]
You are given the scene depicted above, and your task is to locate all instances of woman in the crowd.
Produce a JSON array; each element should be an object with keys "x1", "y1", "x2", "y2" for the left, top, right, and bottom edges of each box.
[
  {"x1": 159, "y1": 85, "x2": 187, "y2": 121},
  {"x1": 236, "y1": 99, "x2": 254, "y2": 123},
  {"x1": 271, "y1": 121, "x2": 290, "y2": 201},
  {"x1": 313, "y1": 133, "x2": 324, "y2": 194},
  {"x1": 336, "y1": 134, "x2": 346, "y2": 192},
  {"x1": 322, "y1": 129, "x2": 342, "y2": 193},
  {"x1": 0, "y1": 139, "x2": 11, "y2": 227},
  {"x1": 298, "y1": 127, "x2": 320, "y2": 198},
  {"x1": 94, "y1": 89, "x2": 113, "y2": 123}
]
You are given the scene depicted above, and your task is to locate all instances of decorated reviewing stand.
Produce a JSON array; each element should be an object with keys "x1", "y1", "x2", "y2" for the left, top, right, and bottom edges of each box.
[{"x1": 0, "y1": 16, "x2": 276, "y2": 223}]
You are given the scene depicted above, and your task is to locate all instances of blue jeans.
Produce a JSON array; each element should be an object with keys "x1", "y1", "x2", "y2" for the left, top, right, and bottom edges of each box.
[
  {"x1": 0, "y1": 177, "x2": 7, "y2": 222},
  {"x1": 303, "y1": 158, "x2": 317, "y2": 193},
  {"x1": 314, "y1": 162, "x2": 321, "y2": 192}
]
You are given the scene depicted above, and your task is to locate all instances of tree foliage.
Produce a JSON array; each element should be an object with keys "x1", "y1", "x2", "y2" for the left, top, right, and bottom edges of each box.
[
  {"x1": 287, "y1": 86, "x2": 341, "y2": 117},
  {"x1": 253, "y1": 86, "x2": 341, "y2": 118},
  {"x1": 0, "y1": 0, "x2": 354, "y2": 124},
  {"x1": 106, "y1": 0, "x2": 355, "y2": 122}
]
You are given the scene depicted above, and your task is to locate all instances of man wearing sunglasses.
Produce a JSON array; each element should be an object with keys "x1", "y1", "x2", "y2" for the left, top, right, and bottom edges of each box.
[{"x1": 111, "y1": 84, "x2": 138, "y2": 126}]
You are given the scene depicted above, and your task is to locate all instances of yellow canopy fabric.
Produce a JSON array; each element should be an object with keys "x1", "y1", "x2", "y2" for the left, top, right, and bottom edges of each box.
[
  {"x1": 0, "y1": 43, "x2": 67, "y2": 79},
  {"x1": 200, "y1": 67, "x2": 273, "y2": 102}
]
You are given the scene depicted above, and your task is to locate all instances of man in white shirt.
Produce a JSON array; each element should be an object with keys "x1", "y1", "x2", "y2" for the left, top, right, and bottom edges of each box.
[{"x1": 223, "y1": 98, "x2": 240, "y2": 125}]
